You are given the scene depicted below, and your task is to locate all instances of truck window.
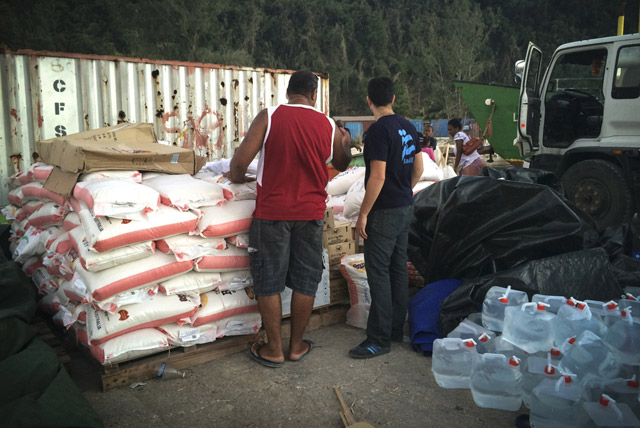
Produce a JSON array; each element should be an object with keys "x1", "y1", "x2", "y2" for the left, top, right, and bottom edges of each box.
[
  {"x1": 543, "y1": 48, "x2": 607, "y2": 147},
  {"x1": 612, "y1": 45, "x2": 640, "y2": 99}
]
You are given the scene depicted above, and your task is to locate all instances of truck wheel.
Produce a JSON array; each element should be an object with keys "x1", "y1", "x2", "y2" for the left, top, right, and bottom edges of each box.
[{"x1": 561, "y1": 159, "x2": 633, "y2": 229}]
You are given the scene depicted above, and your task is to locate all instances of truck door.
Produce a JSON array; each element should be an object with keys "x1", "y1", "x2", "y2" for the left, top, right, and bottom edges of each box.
[{"x1": 517, "y1": 43, "x2": 543, "y2": 155}]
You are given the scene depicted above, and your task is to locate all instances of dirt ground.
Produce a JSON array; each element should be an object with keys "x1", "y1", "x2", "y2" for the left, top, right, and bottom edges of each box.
[{"x1": 76, "y1": 323, "x2": 524, "y2": 428}]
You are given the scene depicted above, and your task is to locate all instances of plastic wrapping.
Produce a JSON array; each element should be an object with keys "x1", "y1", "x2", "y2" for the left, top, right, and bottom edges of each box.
[{"x1": 408, "y1": 169, "x2": 598, "y2": 283}]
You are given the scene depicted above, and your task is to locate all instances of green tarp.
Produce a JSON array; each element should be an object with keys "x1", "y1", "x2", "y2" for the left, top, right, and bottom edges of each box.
[{"x1": 0, "y1": 225, "x2": 103, "y2": 428}]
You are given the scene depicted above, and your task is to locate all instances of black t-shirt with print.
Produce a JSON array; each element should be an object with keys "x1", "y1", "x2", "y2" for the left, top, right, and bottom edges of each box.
[{"x1": 364, "y1": 114, "x2": 420, "y2": 211}]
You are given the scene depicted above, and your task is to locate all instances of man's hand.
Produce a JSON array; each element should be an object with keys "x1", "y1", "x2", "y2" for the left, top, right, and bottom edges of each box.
[
  {"x1": 223, "y1": 171, "x2": 256, "y2": 183},
  {"x1": 355, "y1": 213, "x2": 368, "y2": 239}
]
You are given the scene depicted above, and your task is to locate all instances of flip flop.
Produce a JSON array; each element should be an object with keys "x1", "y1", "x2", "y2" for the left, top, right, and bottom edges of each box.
[
  {"x1": 289, "y1": 339, "x2": 314, "y2": 362},
  {"x1": 249, "y1": 343, "x2": 284, "y2": 368}
]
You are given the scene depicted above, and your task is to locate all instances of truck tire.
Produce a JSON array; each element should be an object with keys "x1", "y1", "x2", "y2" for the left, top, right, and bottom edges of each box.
[{"x1": 561, "y1": 159, "x2": 633, "y2": 229}]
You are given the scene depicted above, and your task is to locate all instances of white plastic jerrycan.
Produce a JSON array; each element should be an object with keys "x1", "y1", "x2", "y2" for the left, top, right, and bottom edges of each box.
[
  {"x1": 605, "y1": 308, "x2": 640, "y2": 366},
  {"x1": 431, "y1": 338, "x2": 478, "y2": 389},
  {"x1": 553, "y1": 297, "x2": 607, "y2": 346},
  {"x1": 503, "y1": 302, "x2": 555, "y2": 354},
  {"x1": 530, "y1": 374, "x2": 589, "y2": 428},
  {"x1": 470, "y1": 353, "x2": 522, "y2": 411},
  {"x1": 583, "y1": 394, "x2": 640, "y2": 427},
  {"x1": 559, "y1": 330, "x2": 620, "y2": 382},
  {"x1": 522, "y1": 353, "x2": 561, "y2": 409},
  {"x1": 482, "y1": 285, "x2": 528, "y2": 332}
]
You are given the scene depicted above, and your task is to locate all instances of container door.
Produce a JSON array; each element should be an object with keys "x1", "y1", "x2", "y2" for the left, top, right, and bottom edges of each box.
[{"x1": 517, "y1": 42, "x2": 543, "y2": 155}]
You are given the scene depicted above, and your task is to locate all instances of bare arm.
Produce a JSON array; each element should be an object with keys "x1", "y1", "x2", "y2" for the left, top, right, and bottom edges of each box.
[
  {"x1": 229, "y1": 109, "x2": 268, "y2": 183},
  {"x1": 355, "y1": 160, "x2": 386, "y2": 239},
  {"x1": 411, "y1": 151, "x2": 424, "y2": 188},
  {"x1": 331, "y1": 126, "x2": 352, "y2": 172},
  {"x1": 453, "y1": 139, "x2": 463, "y2": 170}
]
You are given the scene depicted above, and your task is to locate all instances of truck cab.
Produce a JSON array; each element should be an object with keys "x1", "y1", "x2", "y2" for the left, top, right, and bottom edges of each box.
[{"x1": 516, "y1": 34, "x2": 640, "y2": 229}]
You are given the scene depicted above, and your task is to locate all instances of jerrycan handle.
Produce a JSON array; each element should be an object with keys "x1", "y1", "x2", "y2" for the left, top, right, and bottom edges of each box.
[
  {"x1": 555, "y1": 373, "x2": 577, "y2": 392},
  {"x1": 599, "y1": 394, "x2": 623, "y2": 422}
]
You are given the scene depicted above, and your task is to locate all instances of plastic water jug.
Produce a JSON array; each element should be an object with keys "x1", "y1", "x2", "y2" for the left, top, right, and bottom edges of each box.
[
  {"x1": 431, "y1": 338, "x2": 478, "y2": 389},
  {"x1": 533, "y1": 294, "x2": 567, "y2": 314},
  {"x1": 522, "y1": 353, "x2": 561, "y2": 409},
  {"x1": 559, "y1": 330, "x2": 620, "y2": 382},
  {"x1": 604, "y1": 309, "x2": 640, "y2": 366},
  {"x1": 503, "y1": 302, "x2": 555, "y2": 354},
  {"x1": 600, "y1": 376, "x2": 640, "y2": 411},
  {"x1": 530, "y1": 374, "x2": 589, "y2": 428},
  {"x1": 470, "y1": 353, "x2": 522, "y2": 411},
  {"x1": 482, "y1": 285, "x2": 528, "y2": 332},
  {"x1": 583, "y1": 394, "x2": 640, "y2": 427},
  {"x1": 553, "y1": 297, "x2": 608, "y2": 346}
]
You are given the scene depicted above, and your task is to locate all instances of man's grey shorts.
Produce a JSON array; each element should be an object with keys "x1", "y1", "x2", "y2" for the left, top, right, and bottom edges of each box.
[{"x1": 248, "y1": 218, "x2": 324, "y2": 297}]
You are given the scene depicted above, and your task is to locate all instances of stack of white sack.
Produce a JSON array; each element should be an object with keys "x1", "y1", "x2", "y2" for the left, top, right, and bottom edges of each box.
[
  {"x1": 4, "y1": 164, "x2": 262, "y2": 365},
  {"x1": 327, "y1": 152, "x2": 453, "y2": 223}
]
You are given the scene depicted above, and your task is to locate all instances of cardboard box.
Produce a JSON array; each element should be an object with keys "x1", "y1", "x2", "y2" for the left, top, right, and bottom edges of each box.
[
  {"x1": 327, "y1": 241, "x2": 356, "y2": 266},
  {"x1": 323, "y1": 207, "x2": 335, "y2": 229},
  {"x1": 282, "y1": 270, "x2": 330, "y2": 316},
  {"x1": 329, "y1": 268, "x2": 343, "y2": 280},
  {"x1": 322, "y1": 221, "x2": 353, "y2": 247},
  {"x1": 330, "y1": 277, "x2": 349, "y2": 304},
  {"x1": 36, "y1": 123, "x2": 205, "y2": 195}
]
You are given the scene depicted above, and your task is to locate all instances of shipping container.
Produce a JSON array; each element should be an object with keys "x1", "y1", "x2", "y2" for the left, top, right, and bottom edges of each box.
[{"x1": 0, "y1": 50, "x2": 330, "y2": 205}]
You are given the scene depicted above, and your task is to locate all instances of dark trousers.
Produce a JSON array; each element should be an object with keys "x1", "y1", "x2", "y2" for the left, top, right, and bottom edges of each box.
[{"x1": 364, "y1": 205, "x2": 413, "y2": 348}]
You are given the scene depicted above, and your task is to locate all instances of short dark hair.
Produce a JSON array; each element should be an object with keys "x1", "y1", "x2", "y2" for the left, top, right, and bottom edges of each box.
[
  {"x1": 287, "y1": 70, "x2": 318, "y2": 97},
  {"x1": 448, "y1": 118, "x2": 462, "y2": 130},
  {"x1": 367, "y1": 77, "x2": 394, "y2": 107}
]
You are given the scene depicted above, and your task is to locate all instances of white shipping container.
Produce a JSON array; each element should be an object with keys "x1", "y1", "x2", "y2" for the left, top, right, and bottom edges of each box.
[{"x1": 0, "y1": 50, "x2": 330, "y2": 205}]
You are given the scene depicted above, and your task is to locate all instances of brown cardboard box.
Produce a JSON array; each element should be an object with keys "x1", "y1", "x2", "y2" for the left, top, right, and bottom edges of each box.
[
  {"x1": 330, "y1": 277, "x2": 349, "y2": 304},
  {"x1": 329, "y1": 268, "x2": 343, "y2": 280},
  {"x1": 36, "y1": 123, "x2": 205, "y2": 195},
  {"x1": 322, "y1": 221, "x2": 353, "y2": 247},
  {"x1": 327, "y1": 241, "x2": 356, "y2": 265},
  {"x1": 323, "y1": 207, "x2": 335, "y2": 229}
]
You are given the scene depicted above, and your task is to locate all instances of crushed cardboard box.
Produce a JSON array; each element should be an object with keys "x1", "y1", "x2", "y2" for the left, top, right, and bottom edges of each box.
[{"x1": 36, "y1": 123, "x2": 205, "y2": 196}]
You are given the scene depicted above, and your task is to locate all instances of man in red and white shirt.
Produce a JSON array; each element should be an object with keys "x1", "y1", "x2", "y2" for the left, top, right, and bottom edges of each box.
[{"x1": 230, "y1": 70, "x2": 351, "y2": 367}]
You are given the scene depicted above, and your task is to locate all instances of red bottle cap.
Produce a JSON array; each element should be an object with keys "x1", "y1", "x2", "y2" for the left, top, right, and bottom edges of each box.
[
  {"x1": 499, "y1": 297, "x2": 509, "y2": 304},
  {"x1": 606, "y1": 302, "x2": 618, "y2": 310},
  {"x1": 464, "y1": 340, "x2": 475, "y2": 348},
  {"x1": 568, "y1": 337, "x2": 576, "y2": 345},
  {"x1": 544, "y1": 365, "x2": 555, "y2": 375},
  {"x1": 564, "y1": 375, "x2": 572, "y2": 384},
  {"x1": 509, "y1": 357, "x2": 520, "y2": 367},
  {"x1": 576, "y1": 302, "x2": 586, "y2": 310},
  {"x1": 550, "y1": 348, "x2": 561, "y2": 357},
  {"x1": 628, "y1": 380, "x2": 639, "y2": 388},
  {"x1": 599, "y1": 395, "x2": 610, "y2": 406},
  {"x1": 478, "y1": 333, "x2": 489, "y2": 343},
  {"x1": 536, "y1": 303, "x2": 546, "y2": 311}
]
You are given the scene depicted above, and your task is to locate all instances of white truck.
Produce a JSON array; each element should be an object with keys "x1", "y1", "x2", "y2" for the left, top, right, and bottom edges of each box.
[{"x1": 516, "y1": 34, "x2": 640, "y2": 229}]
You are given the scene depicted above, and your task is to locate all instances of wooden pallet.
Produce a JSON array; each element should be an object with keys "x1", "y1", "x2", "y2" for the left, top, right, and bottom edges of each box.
[{"x1": 95, "y1": 304, "x2": 348, "y2": 391}]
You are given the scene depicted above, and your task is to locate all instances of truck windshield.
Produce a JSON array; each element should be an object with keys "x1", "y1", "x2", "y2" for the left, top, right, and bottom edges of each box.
[{"x1": 545, "y1": 48, "x2": 608, "y2": 101}]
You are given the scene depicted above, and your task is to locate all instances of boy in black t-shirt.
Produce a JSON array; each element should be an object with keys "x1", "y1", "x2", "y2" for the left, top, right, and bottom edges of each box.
[{"x1": 350, "y1": 77, "x2": 424, "y2": 359}]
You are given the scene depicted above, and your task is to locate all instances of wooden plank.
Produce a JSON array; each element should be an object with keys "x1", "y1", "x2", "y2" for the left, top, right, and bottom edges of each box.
[
  {"x1": 101, "y1": 333, "x2": 259, "y2": 391},
  {"x1": 75, "y1": 304, "x2": 349, "y2": 391}
]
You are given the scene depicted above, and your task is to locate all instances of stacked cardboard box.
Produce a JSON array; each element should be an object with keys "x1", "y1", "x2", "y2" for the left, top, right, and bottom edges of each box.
[{"x1": 323, "y1": 208, "x2": 355, "y2": 304}]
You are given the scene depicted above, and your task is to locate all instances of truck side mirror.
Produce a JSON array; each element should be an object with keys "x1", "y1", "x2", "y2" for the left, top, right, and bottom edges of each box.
[{"x1": 514, "y1": 60, "x2": 525, "y2": 85}]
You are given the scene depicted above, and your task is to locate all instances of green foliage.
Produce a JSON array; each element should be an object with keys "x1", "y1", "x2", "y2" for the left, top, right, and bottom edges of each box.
[{"x1": 0, "y1": 0, "x2": 628, "y2": 119}]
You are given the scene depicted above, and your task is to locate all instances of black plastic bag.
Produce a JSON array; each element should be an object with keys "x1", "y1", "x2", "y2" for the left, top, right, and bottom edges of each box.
[
  {"x1": 438, "y1": 248, "x2": 625, "y2": 335},
  {"x1": 408, "y1": 169, "x2": 597, "y2": 282}
]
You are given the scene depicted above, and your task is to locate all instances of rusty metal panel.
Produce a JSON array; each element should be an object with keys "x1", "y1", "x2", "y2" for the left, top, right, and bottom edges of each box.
[{"x1": 0, "y1": 50, "x2": 330, "y2": 205}]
